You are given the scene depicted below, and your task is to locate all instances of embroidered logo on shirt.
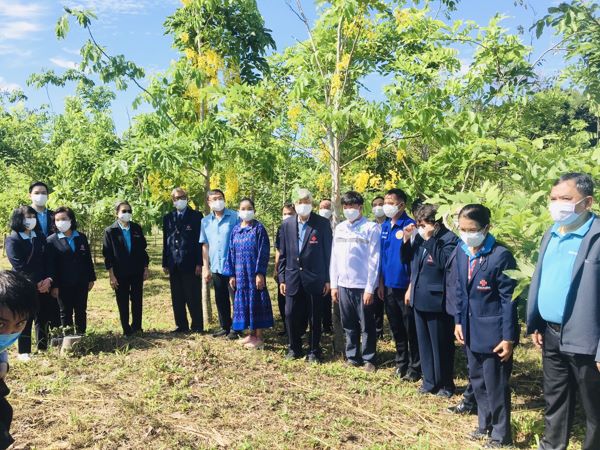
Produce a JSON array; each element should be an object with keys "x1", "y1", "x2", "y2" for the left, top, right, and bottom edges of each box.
[
  {"x1": 186, "y1": 225, "x2": 192, "y2": 231},
  {"x1": 309, "y1": 235, "x2": 318, "y2": 244},
  {"x1": 395, "y1": 230, "x2": 404, "y2": 240},
  {"x1": 426, "y1": 255, "x2": 434, "y2": 264},
  {"x1": 477, "y1": 279, "x2": 491, "y2": 291}
]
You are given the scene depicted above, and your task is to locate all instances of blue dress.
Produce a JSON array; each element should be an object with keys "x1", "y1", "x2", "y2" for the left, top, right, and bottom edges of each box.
[{"x1": 223, "y1": 220, "x2": 274, "y2": 331}]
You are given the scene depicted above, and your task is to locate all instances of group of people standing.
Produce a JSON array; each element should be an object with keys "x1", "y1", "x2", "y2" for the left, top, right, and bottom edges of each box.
[{"x1": 2, "y1": 172, "x2": 599, "y2": 450}]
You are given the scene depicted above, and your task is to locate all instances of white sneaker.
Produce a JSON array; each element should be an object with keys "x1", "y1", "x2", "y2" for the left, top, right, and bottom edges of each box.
[{"x1": 16, "y1": 353, "x2": 31, "y2": 362}]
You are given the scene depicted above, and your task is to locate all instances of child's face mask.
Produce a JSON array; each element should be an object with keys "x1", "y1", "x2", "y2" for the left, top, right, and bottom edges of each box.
[{"x1": 0, "y1": 332, "x2": 21, "y2": 352}]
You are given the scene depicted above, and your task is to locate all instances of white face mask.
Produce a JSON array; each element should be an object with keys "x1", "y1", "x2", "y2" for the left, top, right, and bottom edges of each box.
[
  {"x1": 319, "y1": 208, "x2": 332, "y2": 219},
  {"x1": 174, "y1": 199, "x2": 188, "y2": 211},
  {"x1": 239, "y1": 210, "x2": 255, "y2": 221},
  {"x1": 24, "y1": 218, "x2": 37, "y2": 231},
  {"x1": 282, "y1": 214, "x2": 293, "y2": 221},
  {"x1": 417, "y1": 226, "x2": 427, "y2": 239},
  {"x1": 118, "y1": 212, "x2": 132, "y2": 223},
  {"x1": 55, "y1": 220, "x2": 71, "y2": 233},
  {"x1": 549, "y1": 198, "x2": 586, "y2": 225},
  {"x1": 383, "y1": 204, "x2": 399, "y2": 218},
  {"x1": 295, "y1": 203, "x2": 312, "y2": 217},
  {"x1": 343, "y1": 208, "x2": 360, "y2": 222},
  {"x1": 210, "y1": 199, "x2": 225, "y2": 212},
  {"x1": 372, "y1": 206, "x2": 385, "y2": 218},
  {"x1": 460, "y1": 230, "x2": 486, "y2": 248},
  {"x1": 31, "y1": 194, "x2": 48, "y2": 208}
]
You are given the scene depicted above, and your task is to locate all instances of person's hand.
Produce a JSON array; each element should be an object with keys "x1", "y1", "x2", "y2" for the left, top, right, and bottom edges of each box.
[
  {"x1": 322, "y1": 282, "x2": 330, "y2": 296},
  {"x1": 163, "y1": 267, "x2": 169, "y2": 276},
  {"x1": 363, "y1": 292, "x2": 374, "y2": 306},
  {"x1": 256, "y1": 273, "x2": 266, "y2": 290},
  {"x1": 194, "y1": 265, "x2": 202, "y2": 277},
  {"x1": 377, "y1": 285, "x2": 385, "y2": 301},
  {"x1": 454, "y1": 324, "x2": 464, "y2": 345},
  {"x1": 229, "y1": 277, "x2": 236, "y2": 291},
  {"x1": 51, "y1": 287, "x2": 59, "y2": 299},
  {"x1": 493, "y1": 340, "x2": 514, "y2": 363},
  {"x1": 531, "y1": 331, "x2": 543, "y2": 350},
  {"x1": 88, "y1": 281, "x2": 95, "y2": 292},
  {"x1": 38, "y1": 278, "x2": 51, "y2": 293},
  {"x1": 597, "y1": 362, "x2": 600, "y2": 373},
  {"x1": 331, "y1": 288, "x2": 339, "y2": 303},
  {"x1": 279, "y1": 283, "x2": 286, "y2": 296},
  {"x1": 422, "y1": 223, "x2": 437, "y2": 241},
  {"x1": 403, "y1": 224, "x2": 416, "y2": 243},
  {"x1": 404, "y1": 290, "x2": 411, "y2": 305},
  {"x1": 109, "y1": 274, "x2": 119, "y2": 290},
  {"x1": 203, "y1": 267, "x2": 212, "y2": 283},
  {"x1": 143, "y1": 267, "x2": 150, "y2": 281},
  {"x1": 0, "y1": 363, "x2": 7, "y2": 380}
]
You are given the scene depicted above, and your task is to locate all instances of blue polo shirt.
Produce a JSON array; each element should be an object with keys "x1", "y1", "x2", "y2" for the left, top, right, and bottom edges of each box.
[
  {"x1": 118, "y1": 222, "x2": 131, "y2": 253},
  {"x1": 36, "y1": 209, "x2": 48, "y2": 236},
  {"x1": 380, "y1": 212, "x2": 415, "y2": 289},
  {"x1": 199, "y1": 208, "x2": 240, "y2": 274},
  {"x1": 58, "y1": 230, "x2": 80, "y2": 252},
  {"x1": 538, "y1": 214, "x2": 595, "y2": 325}
]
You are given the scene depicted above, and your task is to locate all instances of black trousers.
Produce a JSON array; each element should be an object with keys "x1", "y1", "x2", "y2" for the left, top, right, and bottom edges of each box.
[
  {"x1": 212, "y1": 273, "x2": 233, "y2": 331},
  {"x1": 414, "y1": 308, "x2": 455, "y2": 392},
  {"x1": 17, "y1": 318, "x2": 33, "y2": 354},
  {"x1": 461, "y1": 342, "x2": 477, "y2": 408},
  {"x1": 339, "y1": 287, "x2": 377, "y2": 364},
  {"x1": 115, "y1": 273, "x2": 144, "y2": 335},
  {"x1": 285, "y1": 286, "x2": 322, "y2": 357},
  {"x1": 58, "y1": 283, "x2": 89, "y2": 335},
  {"x1": 0, "y1": 381, "x2": 13, "y2": 450},
  {"x1": 35, "y1": 293, "x2": 60, "y2": 350},
  {"x1": 384, "y1": 287, "x2": 420, "y2": 376},
  {"x1": 276, "y1": 284, "x2": 286, "y2": 330},
  {"x1": 539, "y1": 326, "x2": 600, "y2": 450},
  {"x1": 467, "y1": 346, "x2": 513, "y2": 444},
  {"x1": 322, "y1": 293, "x2": 332, "y2": 331},
  {"x1": 374, "y1": 296, "x2": 385, "y2": 336},
  {"x1": 169, "y1": 269, "x2": 203, "y2": 331}
]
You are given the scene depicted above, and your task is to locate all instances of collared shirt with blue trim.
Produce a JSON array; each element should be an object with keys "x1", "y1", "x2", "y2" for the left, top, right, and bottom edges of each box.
[
  {"x1": 36, "y1": 209, "x2": 48, "y2": 236},
  {"x1": 18, "y1": 231, "x2": 37, "y2": 240},
  {"x1": 118, "y1": 222, "x2": 132, "y2": 253},
  {"x1": 538, "y1": 214, "x2": 595, "y2": 325},
  {"x1": 58, "y1": 230, "x2": 80, "y2": 252},
  {"x1": 199, "y1": 208, "x2": 240, "y2": 274},
  {"x1": 297, "y1": 216, "x2": 309, "y2": 249},
  {"x1": 380, "y1": 212, "x2": 415, "y2": 289}
]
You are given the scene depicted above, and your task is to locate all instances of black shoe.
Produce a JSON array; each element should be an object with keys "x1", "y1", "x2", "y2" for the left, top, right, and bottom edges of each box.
[
  {"x1": 394, "y1": 367, "x2": 406, "y2": 378},
  {"x1": 436, "y1": 389, "x2": 454, "y2": 398},
  {"x1": 417, "y1": 386, "x2": 433, "y2": 395},
  {"x1": 469, "y1": 428, "x2": 491, "y2": 441},
  {"x1": 447, "y1": 401, "x2": 477, "y2": 415},
  {"x1": 484, "y1": 439, "x2": 511, "y2": 448},
  {"x1": 345, "y1": 359, "x2": 362, "y2": 368},
  {"x1": 212, "y1": 329, "x2": 228, "y2": 338},
  {"x1": 402, "y1": 372, "x2": 421, "y2": 383},
  {"x1": 191, "y1": 328, "x2": 205, "y2": 334},
  {"x1": 227, "y1": 331, "x2": 241, "y2": 340},
  {"x1": 278, "y1": 329, "x2": 287, "y2": 337},
  {"x1": 285, "y1": 350, "x2": 303, "y2": 360},
  {"x1": 363, "y1": 362, "x2": 377, "y2": 373},
  {"x1": 171, "y1": 328, "x2": 190, "y2": 334},
  {"x1": 306, "y1": 354, "x2": 322, "y2": 364}
]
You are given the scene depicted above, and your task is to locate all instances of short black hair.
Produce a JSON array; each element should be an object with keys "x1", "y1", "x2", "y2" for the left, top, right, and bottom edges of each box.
[
  {"x1": 411, "y1": 198, "x2": 424, "y2": 215},
  {"x1": 206, "y1": 189, "x2": 225, "y2": 200},
  {"x1": 415, "y1": 204, "x2": 439, "y2": 225},
  {"x1": 115, "y1": 200, "x2": 131, "y2": 213},
  {"x1": 320, "y1": 198, "x2": 332, "y2": 202},
  {"x1": 54, "y1": 206, "x2": 78, "y2": 231},
  {"x1": 29, "y1": 181, "x2": 49, "y2": 194},
  {"x1": 282, "y1": 203, "x2": 295, "y2": 212},
  {"x1": 0, "y1": 271, "x2": 39, "y2": 319},
  {"x1": 371, "y1": 196, "x2": 384, "y2": 206},
  {"x1": 9, "y1": 205, "x2": 37, "y2": 233},
  {"x1": 554, "y1": 172, "x2": 594, "y2": 197},
  {"x1": 458, "y1": 204, "x2": 491, "y2": 228},
  {"x1": 239, "y1": 197, "x2": 255, "y2": 209},
  {"x1": 341, "y1": 191, "x2": 364, "y2": 206},
  {"x1": 385, "y1": 188, "x2": 408, "y2": 203}
]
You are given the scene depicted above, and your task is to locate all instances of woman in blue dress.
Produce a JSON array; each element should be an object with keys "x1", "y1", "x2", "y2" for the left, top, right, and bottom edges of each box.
[{"x1": 224, "y1": 198, "x2": 273, "y2": 349}]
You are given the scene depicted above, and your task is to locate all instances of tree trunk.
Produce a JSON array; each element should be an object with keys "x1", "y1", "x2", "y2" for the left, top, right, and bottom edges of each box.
[
  {"x1": 201, "y1": 163, "x2": 213, "y2": 327},
  {"x1": 329, "y1": 129, "x2": 341, "y2": 226}
]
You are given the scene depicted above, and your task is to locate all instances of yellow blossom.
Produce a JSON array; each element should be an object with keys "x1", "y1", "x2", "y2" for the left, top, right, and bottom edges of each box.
[{"x1": 354, "y1": 171, "x2": 371, "y2": 193}]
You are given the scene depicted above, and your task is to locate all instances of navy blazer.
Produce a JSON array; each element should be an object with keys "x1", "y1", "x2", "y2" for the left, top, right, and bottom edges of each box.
[
  {"x1": 46, "y1": 231, "x2": 96, "y2": 288},
  {"x1": 527, "y1": 217, "x2": 600, "y2": 360},
  {"x1": 162, "y1": 207, "x2": 203, "y2": 272},
  {"x1": 401, "y1": 226, "x2": 459, "y2": 313},
  {"x1": 277, "y1": 212, "x2": 333, "y2": 297},
  {"x1": 455, "y1": 240, "x2": 518, "y2": 354},
  {"x1": 33, "y1": 208, "x2": 54, "y2": 237},
  {"x1": 5, "y1": 231, "x2": 51, "y2": 283},
  {"x1": 102, "y1": 221, "x2": 149, "y2": 279},
  {"x1": 444, "y1": 247, "x2": 460, "y2": 318}
]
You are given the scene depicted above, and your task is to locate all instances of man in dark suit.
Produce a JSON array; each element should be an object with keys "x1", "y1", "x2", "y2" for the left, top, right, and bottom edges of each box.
[
  {"x1": 162, "y1": 187, "x2": 204, "y2": 333},
  {"x1": 278, "y1": 189, "x2": 333, "y2": 363},
  {"x1": 527, "y1": 173, "x2": 600, "y2": 450}
]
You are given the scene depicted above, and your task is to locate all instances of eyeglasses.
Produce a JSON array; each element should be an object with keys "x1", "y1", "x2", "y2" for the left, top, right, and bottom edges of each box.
[{"x1": 173, "y1": 196, "x2": 187, "y2": 201}]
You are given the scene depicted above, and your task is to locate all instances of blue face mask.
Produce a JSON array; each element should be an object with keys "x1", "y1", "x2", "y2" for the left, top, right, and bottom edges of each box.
[{"x1": 0, "y1": 332, "x2": 21, "y2": 352}]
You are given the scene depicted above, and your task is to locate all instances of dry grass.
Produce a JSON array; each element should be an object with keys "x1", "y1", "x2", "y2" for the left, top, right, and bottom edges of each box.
[{"x1": 0, "y1": 240, "x2": 585, "y2": 449}]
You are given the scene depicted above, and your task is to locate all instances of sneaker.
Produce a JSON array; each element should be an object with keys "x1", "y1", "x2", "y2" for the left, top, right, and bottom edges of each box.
[
  {"x1": 227, "y1": 331, "x2": 241, "y2": 340},
  {"x1": 212, "y1": 329, "x2": 228, "y2": 338},
  {"x1": 402, "y1": 372, "x2": 421, "y2": 383},
  {"x1": 363, "y1": 362, "x2": 377, "y2": 373},
  {"x1": 484, "y1": 439, "x2": 511, "y2": 448},
  {"x1": 16, "y1": 353, "x2": 31, "y2": 362},
  {"x1": 50, "y1": 337, "x2": 64, "y2": 347},
  {"x1": 469, "y1": 428, "x2": 491, "y2": 441},
  {"x1": 436, "y1": 389, "x2": 454, "y2": 398},
  {"x1": 306, "y1": 354, "x2": 322, "y2": 364},
  {"x1": 417, "y1": 385, "x2": 434, "y2": 395},
  {"x1": 171, "y1": 328, "x2": 190, "y2": 334},
  {"x1": 345, "y1": 359, "x2": 362, "y2": 368},
  {"x1": 447, "y1": 401, "x2": 477, "y2": 415},
  {"x1": 285, "y1": 350, "x2": 303, "y2": 360}
]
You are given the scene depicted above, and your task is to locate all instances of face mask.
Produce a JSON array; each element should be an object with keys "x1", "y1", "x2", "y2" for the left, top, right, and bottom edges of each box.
[
  {"x1": 295, "y1": 203, "x2": 312, "y2": 217},
  {"x1": 383, "y1": 204, "x2": 399, "y2": 218},
  {"x1": 174, "y1": 199, "x2": 188, "y2": 211},
  {"x1": 549, "y1": 198, "x2": 586, "y2": 225},
  {"x1": 55, "y1": 220, "x2": 71, "y2": 233},
  {"x1": 417, "y1": 227, "x2": 427, "y2": 239},
  {"x1": 239, "y1": 210, "x2": 255, "y2": 221},
  {"x1": 318, "y1": 209, "x2": 332, "y2": 219},
  {"x1": 372, "y1": 206, "x2": 385, "y2": 218},
  {"x1": 31, "y1": 194, "x2": 48, "y2": 207},
  {"x1": 118, "y1": 212, "x2": 132, "y2": 223},
  {"x1": 460, "y1": 231, "x2": 486, "y2": 248},
  {"x1": 282, "y1": 214, "x2": 292, "y2": 221},
  {"x1": 343, "y1": 208, "x2": 360, "y2": 222},
  {"x1": 24, "y1": 218, "x2": 37, "y2": 231},
  {"x1": 0, "y1": 332, "x2": 21, "y2": 352},
  {"x1": 210, "y1": 199, "x2": 225, "y2": 212}
]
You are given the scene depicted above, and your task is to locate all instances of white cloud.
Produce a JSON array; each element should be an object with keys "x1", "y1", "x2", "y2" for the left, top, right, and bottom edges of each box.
[
  {"x1": 62, "y1": 0, "x2": 179, "y2": 16},
  {"x1": 0, "y1": 2, "x2": 46, "y2": 18},
  {"x1": 0, "y1": 43, "x2": 30, "y2": 56},
  {"x1": 0, "y1": 77, "x2": 20, "y2": 92},
  {"x1": 50, "y1": 57, "x2": 78, "y2": 69},
  {"x1": 61, "y1": 46, "x2": 81, "y2": 56},
  {"x1": 0, "y1": 20, "x2": 43, "y2": 40}
]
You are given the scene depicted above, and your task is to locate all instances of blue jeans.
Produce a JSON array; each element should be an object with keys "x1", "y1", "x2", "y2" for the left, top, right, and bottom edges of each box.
[{"x1": 339, "y1": 287, "x2": 377, "y2": 364}]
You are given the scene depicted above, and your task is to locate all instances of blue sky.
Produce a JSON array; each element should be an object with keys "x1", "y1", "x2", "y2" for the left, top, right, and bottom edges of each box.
[{"x1": 0, "y1": 0, "x2": 565, "y2": 134}]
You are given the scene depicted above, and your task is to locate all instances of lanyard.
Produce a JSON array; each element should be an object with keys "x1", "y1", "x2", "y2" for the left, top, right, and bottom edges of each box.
[{"x1": 468, "y1": 256, "x2": 482, "y2": 281}]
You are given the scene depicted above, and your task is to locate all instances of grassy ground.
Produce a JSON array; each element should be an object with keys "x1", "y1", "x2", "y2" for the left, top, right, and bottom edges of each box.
[{"x1": 0, "y1": 238, "x2": 585, "y2": 449}]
